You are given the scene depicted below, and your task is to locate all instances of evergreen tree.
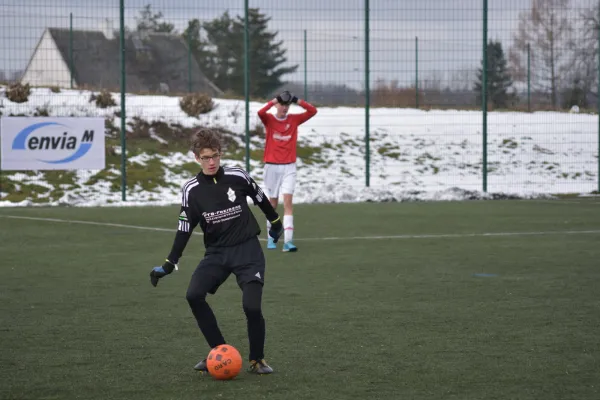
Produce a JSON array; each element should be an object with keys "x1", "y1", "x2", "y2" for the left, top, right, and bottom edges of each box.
[
  {"x1": 201, "y1": 12, "x2": 238, "y2": 93},
  {"x1": 181, "y1": 19, "x2": 211, "y2": 75},
  {"x1": 474, "y1": 40, "x2": 516, "y2": 109},
  {"x1": 201, "y1": 8, "x2": 298, "y2": 97},
  {"x1": 135, "y1": 4, "x2": 174, "y2": 33},
  {"x1": 233, "y1": 8, "x2": 298, "y2": 98}
]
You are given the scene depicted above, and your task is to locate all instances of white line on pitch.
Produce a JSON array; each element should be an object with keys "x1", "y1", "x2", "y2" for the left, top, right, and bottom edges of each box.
[
  {"x1": 2, "y1": 214, "x2": 600, "y2": 241},
  {"x1": 0, "y1": 215, "x2": 185, "y2": 233}
]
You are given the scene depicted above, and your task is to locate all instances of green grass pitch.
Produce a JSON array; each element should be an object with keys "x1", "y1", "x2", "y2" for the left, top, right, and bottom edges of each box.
[{"x1": 1, "y1": 198, "x2": 599, "y2": 400}]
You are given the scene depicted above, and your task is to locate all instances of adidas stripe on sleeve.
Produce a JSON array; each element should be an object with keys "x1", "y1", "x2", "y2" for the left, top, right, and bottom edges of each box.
[{"x1": 178, "y1": 177, "x2": 199, "y2": 233}]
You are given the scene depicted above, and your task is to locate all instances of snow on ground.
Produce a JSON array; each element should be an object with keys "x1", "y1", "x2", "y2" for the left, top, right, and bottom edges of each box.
[{"x1": 0, "y1": 87, "x2": 598, "y2": 206}]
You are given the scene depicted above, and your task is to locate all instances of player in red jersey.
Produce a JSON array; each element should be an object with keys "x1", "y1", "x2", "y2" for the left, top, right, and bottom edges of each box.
[{"x1": 257, "y1": 90, "x2": 317, "y2": 252}]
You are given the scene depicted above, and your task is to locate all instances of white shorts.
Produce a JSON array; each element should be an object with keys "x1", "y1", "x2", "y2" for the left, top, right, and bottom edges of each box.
[{"x1": 263, "y1": 163, "x2": 297, "y2": 199}]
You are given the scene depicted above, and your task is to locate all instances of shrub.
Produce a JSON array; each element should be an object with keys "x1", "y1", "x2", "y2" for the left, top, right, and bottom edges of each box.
[
  {"x1": 34, "y1": 106, "x2": 50, "y2": 116},
  {"x1": 179, "y1": 93, "x2": 214, "y2": 117},
  {"x1": 90, "y1": 90, "x2": 116, "y2": 108},
  {"x1": 250, "y1": 122, "x2": 265, "y2": 139},
  {"x1": 6, "y1": 82, "x2": 31, "y2": 103},
  {"x1": 371, "y1": 79, "x2": 423, "y2": 108}
]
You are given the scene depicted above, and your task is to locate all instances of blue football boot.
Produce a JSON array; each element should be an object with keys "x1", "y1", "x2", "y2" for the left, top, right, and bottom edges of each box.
[{"x1": 282, "y1": 242, "x2": 297, "y2": 252}]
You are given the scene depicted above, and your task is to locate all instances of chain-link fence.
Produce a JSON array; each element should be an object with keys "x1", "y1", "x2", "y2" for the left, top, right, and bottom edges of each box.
[{"x1": 0, "y1": 0, "x2": 598, "y2": 205}]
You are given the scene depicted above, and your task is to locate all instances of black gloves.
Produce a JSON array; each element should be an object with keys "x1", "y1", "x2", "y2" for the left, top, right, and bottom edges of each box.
[
  {"x1": 276, "y1": 91, "x2": 298, "y2": 105},
  {"x1": 150, "y1": 259, "x2": 177, "y2": 287},
  {"x1": 269, "y1": 217, "x2": 284, "y2": 243}
]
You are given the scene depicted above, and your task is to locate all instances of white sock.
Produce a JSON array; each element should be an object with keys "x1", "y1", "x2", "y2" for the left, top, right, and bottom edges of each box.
[
  {"x1": 284, "y1": 215, "x2": 294, "y2": 243},
  {"x1": 266, "y1": 219, "x2": 272, "y2": 238}
]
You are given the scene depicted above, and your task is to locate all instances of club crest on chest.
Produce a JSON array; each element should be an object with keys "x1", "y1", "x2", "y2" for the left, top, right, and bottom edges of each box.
[{"x1": 226, "y1": 187, "x2": 236, "y2": 202}]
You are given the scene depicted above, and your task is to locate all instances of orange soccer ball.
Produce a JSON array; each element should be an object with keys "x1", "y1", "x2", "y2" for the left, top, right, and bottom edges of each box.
[{"x1": 206, "y1": 344, "x2": 243, "y2": 380}]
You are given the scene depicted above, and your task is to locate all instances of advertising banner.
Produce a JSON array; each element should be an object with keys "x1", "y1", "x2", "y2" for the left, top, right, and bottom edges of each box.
[{"x1": 0, "y1": 117, "x2": 105, "y2": 171}]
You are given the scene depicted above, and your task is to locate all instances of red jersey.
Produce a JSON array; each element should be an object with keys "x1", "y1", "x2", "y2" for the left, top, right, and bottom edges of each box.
[{"x1": 257, "y1": 100, "x2": 317, "y2": 164}]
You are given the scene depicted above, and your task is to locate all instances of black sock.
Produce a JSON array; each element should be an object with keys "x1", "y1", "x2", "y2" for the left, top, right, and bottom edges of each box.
[
  {"x1": 242, "y1": 282, "x2": 265, "y2": 361},
  {"x1": 187, "y1": 293, "x2": 226, "y2": 349}
]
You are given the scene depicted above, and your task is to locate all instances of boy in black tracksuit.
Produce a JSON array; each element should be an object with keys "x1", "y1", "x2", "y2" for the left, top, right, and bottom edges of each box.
[{"x1": 150, "y1": 128, "x2": 283, "y2": 375}]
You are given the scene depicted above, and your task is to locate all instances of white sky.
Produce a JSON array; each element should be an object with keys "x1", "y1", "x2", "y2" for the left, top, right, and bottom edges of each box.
[{"x1": 0, "y1": 0, "x2": 595, "y2": 89}]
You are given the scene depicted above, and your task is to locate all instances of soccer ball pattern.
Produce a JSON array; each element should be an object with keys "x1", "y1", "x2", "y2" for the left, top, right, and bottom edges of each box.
[{"x1": 206, "y1": 344, "x2": 243, "y2": 380}]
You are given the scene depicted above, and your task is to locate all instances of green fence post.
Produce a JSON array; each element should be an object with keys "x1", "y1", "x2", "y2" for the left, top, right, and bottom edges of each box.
[
  {"x1": 364, "y1": 0, "x2": 370, "y2": 187},
  {"x1": 415, "y1": 36, "x2": 418, "y2": 109},
  {"x1": 304, "y1": 29, "x2": 307, "y2": 101},
  {"x1": 0, "y1": 134, "x2": 2, "y2": 194},
  {"x1": 244, "y1": 0, "x2": 250, "y2": 172},
  {"x1": 482, "y1": 0, "x2": 488, "y2": 193},
  {"x1": 69, "y1": 13, "x2": 73, "y2": 89},
  {"x1": 188, "y1": 33, "x2": 192, "y2": 93},
  {"x1": 119, "y1": 0, "x2": 126, "y2": 201},
  {"x1": 527, "y1": 43, "x2": 531, "y2": 113}
]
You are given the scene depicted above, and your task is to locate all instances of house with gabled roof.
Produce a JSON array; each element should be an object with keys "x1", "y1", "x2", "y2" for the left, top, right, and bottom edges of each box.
[{"x1": 21, "y1": 27, "x2": 223, "y2": 96}]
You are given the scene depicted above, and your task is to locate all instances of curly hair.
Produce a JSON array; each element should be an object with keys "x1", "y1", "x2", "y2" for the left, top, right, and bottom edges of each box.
[{"x1": 190, "y1": 128, "x2": 222, "y2": 156}]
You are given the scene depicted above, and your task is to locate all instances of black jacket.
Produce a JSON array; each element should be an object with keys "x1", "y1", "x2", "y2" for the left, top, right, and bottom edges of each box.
[{"x1": 166, "y1": 166, "x2": 279, "y2": 264}]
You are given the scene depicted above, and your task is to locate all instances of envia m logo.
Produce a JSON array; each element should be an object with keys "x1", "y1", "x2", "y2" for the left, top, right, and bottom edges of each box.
[
  {"x1": 1, "y1": 117, "x2": 105, "y2": 171},
  {"x1": 11, "y1": 121, "x2": 95, "y2": 164}
]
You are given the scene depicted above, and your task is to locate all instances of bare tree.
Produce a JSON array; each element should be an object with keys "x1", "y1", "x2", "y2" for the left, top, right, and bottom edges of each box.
[
  {"x1": 421, "y1": 70, "x2": 443, "y2": 91},
  {"x1": 508, "y1": 0, "x2": 573, "y2": 108},
  {"x1": 448, "y1": 68, "x2": 477, "y2": 92},
  {"x1": 573, "y1": 2, "x2": 599, "y2": 103}
]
